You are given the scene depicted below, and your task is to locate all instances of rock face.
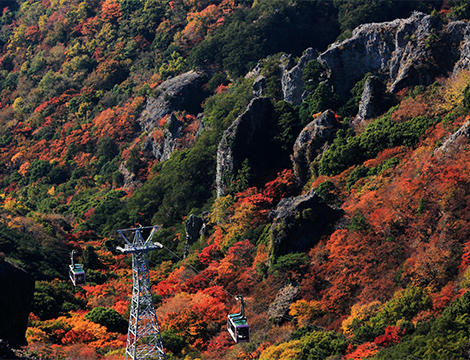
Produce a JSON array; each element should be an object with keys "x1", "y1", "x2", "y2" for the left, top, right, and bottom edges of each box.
[
  {"x1": 318, "y1": 12, "x2": 464, "y2": 98},
  {"x1": 0, "y1": 258, "x2": 35, "y2": 348},
  {"x1": 137, "y1": 70, "x2": 208, "y2": 161},
  {"x1": 354, "y1": 75, "x2": 386, "y2": 124},
  {"x1": 267, "y1": 284, "x2": 299, "y2": 324},
  {"x1": 269, "y1": 191, "x2": 343, "y2": 257},
  {"x1": 216, "y1": 97, "x2": 275, "y2": 197},
  {"x1": 138, "y1": 71, "x2": 207, "y2": 133},
  {"x1": 184, "y1": 214, "x2": 204, "y2": 258},
  {"x1": 281, "y1": 48, "x2": 316, "y2": 105},
  {"x1": 143, "y1": 113, "x2": 183, "y2": 162},
  {"x1": 252, "y1": 75, "x2": 266, "y2": 98},
  {"x1": 438, "y1": 117, "x2": 470, "y2": 153},
  {"x1": 291, "y1": 110, "x2": 340, "y2": 185}
]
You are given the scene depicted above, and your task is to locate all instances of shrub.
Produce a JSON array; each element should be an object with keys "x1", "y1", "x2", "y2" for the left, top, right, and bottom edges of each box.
[{"x1": 85, "y1": 306, "x2": 128, "y2": 334}]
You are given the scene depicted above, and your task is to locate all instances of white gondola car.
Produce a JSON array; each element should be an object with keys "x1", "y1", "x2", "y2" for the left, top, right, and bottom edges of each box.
[
  {"x1": 69, "y1": 250, "x2": 86, "y2": 286},
  {"x1": 227, "y1": 295, "x2": 250, "y2": 343}
]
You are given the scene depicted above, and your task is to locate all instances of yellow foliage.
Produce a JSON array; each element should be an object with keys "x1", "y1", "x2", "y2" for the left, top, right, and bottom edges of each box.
[
  {"x1": 341, "y1": 301, "x2": 382, "y2": 335},
  {"x1": 438, "y1": 70, "x2": 470, "y2": 112},
  {"x1": 26, "y1": 327, "x2": 49, "y2": 343},
  {"x1": 12, "y1": 97, "x2": 24, "y2": 112},
  {"x1": 220, "y1": 201, "x2": 256, "y2": 247},
  {"x1": 4, "y1": 198, "x2": 29, "y2": 214},
  {"x1": 460, "y1": 266, "x2": 470, "y2": 289},
  {"x1": 259, "y1": 340, "x2": 303, "y2": 360},
  {"x1": 289, "y1": 299, "x2": 324, "y2": 327},
  {"x1": 210, "y1": 195, "x2": 234, "y2": 224}
]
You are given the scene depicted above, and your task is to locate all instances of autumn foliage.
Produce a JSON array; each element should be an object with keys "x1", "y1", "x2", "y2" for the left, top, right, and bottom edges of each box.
[{"x1": 4, "y1": 0, "x2": 470, "y2": 359}]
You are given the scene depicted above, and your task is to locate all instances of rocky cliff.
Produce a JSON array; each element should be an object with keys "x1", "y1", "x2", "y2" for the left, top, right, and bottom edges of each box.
[
  {"x1": 0, "y1": 257, "x2": 35, "y2": 348},
  {"x1": 269, "y1": 191, "x2": 343, "y2": 258},
  {"x1": 317, "y1": 12, "x2": 470, "y2": 99},
  {"x1": 216, "y1": 97, "x2": 275, "y2": 197},
  {"x1": 281, "y1": 48, "x2": 316, "y2": 106},
  {"x1": 138, "y1": 71, "x2": 208, "y2": 162},
  {"x1": 291, "y1": 110, "x2": 340, "y2": 186}
]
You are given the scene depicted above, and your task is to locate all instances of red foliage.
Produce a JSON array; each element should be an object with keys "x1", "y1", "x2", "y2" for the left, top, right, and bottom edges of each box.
[
  {"x1": 374, "y1": 326, "x2": 405, "y2": 347},
  {"x1": 61, "y1": 329, "x2": 95, "y2": 345},
  {"x1": 432, "y1": 283, "x2": 456, "y2": 314},
  {"x1": 344, "y1": 342, "x2": 379, "y2": 359},
  {"x1": 205, "y1": 332, "x2": 233, "y2": 359},
  {"x1": 198, "y1": 243, "x2": 222, "y2": 266}
]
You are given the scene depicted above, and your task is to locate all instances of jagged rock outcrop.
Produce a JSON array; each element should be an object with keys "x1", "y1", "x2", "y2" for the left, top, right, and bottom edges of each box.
[
  {"x1": 451, "y1": 21, "x2": 470, "y2": 74},
  {"x1": 354, "y1": 75, "x2": 386, "y2": 124},
  {"x1": 138, "y1": 71, "x2": 207, "y2": 132},
  {"x1": 318, "y1": 12, "x2": 461, "y2": 98},
  {"x1": 143, "y1": 113, "x2": 183, "y2": 162},
  {"x1": 0, "y1": 257, "x2": 35, "y2": 348},
  {"x1": 267, "y1": 284, "x2": 300, "y2": 324},
  {"x1": 184, "y1": 214, "x2": 204, "y2": 258},
  {"x1": 438, "y1": 117, "x2": 470, "y2": 153},
  {"x1": 137, "y1": 70, "x2": 208, "y2": 162},
  {"x1": 291, "y1": 110, "x2": 340, "y2": 185},
  {"x1": 281, "y1": 48, "x2": 316, "y2": 105},
  {"x1": 269, "y1": 191, "x2": 343, "y2": 257},
  {"x1": 252, "y1": 75, "x2": 266, "y2": 98},
  {"x1": 216, "y1": 97, "x2": 275, "y2": 197},
  {"x1": 119, "y1": 162, "x2": 139, "y2": 191}
]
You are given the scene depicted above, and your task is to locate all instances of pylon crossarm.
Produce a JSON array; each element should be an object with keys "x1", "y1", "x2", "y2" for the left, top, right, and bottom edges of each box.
[
  {"x1": 118, "y1": 226, "x2": 159, "y2": 248},
  {"x1": 116, "y1": 242, "x2": 163, "y2": 254}
]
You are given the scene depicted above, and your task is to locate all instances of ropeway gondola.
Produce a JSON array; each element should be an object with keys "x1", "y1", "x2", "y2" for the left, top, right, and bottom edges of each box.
[
  {"x1": 69, "y1": 250, "x2": 86, "y2": 286},
  {"x1": 227, "y1": 295, "x2": 250, "y2": 343}
]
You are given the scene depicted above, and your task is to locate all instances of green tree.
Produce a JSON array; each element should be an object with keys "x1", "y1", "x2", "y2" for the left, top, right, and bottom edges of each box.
[
  {"x1": 32, "y1": 281, "x2": 86, "y2": 320},
  {"x1": 82, "y1": 245, "x2": 102, "y2": 270},
  {"x1": 85, "y1": 306, "x2": 128, "y2": 334},
  {"x1": 28, "y1": 159, "x2": 52, "y2": 183}
]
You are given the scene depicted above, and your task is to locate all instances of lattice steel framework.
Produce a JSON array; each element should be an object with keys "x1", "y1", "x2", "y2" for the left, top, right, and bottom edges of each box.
[{"x1": 117, "y1": 226, "x2": 166, "y2": 360}]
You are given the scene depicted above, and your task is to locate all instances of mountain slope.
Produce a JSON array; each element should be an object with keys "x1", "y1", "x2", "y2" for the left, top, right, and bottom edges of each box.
[{"x1": 3, "y1": 1, "x2": 470, "y2": 359}]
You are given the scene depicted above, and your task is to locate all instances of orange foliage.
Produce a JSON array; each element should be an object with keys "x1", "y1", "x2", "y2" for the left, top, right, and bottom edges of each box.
[
  {"x1": 344, "y1": 342, "x2": 379, "y2": 359},
  {"x1": 390, "y1": 94, "x2": 431, "y2": 123},
  {"x1": 154, "y1": 266, "x2": 190, "y2": 297},
  {"x1": 161, "y1": 307, "x2": 208, "y2": 349},
  {"x1": 92, "y1": 101, "x2": 137, "y2": 142},
  {"x1": 101, "y1": 0, "x2": 122, "y2": 23}
]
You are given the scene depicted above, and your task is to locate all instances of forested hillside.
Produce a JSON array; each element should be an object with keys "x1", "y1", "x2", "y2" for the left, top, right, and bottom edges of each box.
[{"x1": 3, "y1": 0, "x2": 470, "y2": 359}]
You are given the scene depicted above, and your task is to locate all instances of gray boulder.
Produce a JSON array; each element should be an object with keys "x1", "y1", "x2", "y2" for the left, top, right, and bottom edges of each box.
[
  {"x1": 269, "y1": 191, "x2": 343, "y2": 257},
  {"x1": 137, "y1": 70, "x2": 208, "y2": 162},
  {"x1": 267, "y1": 284, "x2": 300, "y2": 324},
  {"x1": 291, "y1": 110, "x2": 339, "y2": 185},
  {"x1": 354, "y1": 75, "x2": 386, "y2": 124},
  {"x1": 252, "y1": 75, "x2": 266, "y2": 98},
  {"x1": 318, "y1": 12, "x2": 456, "y2": 98},
  {"x1": 138, "y1": 70, "x2": 207, "y2": 133},
  {"x1": 216, "y1": 97, "x2": 275, "y2": 197},
  {"x1": 143, "y1": 113, "x2": 184, "y2": 162},
  {"x1": 281, "y1": 48, "x2": 316, "y2": 105}
]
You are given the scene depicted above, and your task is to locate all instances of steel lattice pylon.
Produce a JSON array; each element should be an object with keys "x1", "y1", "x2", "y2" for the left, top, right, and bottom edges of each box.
[{"x1": 117, "y1": 226, "x2": 166, "y2": 360}]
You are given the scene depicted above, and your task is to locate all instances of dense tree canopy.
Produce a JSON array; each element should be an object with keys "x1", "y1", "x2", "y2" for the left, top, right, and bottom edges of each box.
[{"x1": 3, "y1": 0, "x2": 470, "y2": 359}]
